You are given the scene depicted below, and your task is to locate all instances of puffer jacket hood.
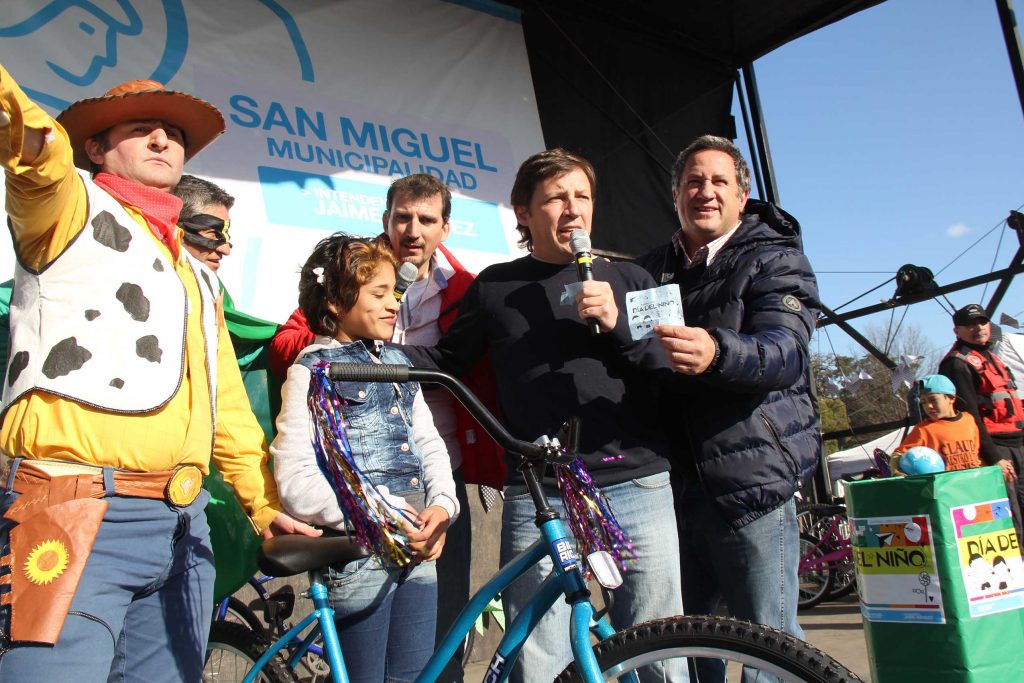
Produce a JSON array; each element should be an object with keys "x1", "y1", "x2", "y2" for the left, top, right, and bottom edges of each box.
[{"x1": 731, "y1": 200, "x2": 804, "y2": 250}]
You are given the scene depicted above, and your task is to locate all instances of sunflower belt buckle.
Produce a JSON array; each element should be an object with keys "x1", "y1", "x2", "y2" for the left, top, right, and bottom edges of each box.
[{"x1": 164, "y1": 465, "x2": 203, "y2": 507}]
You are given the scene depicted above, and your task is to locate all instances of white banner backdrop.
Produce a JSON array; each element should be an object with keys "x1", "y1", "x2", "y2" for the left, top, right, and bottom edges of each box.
[{"x1": 0, "y1": 0, "x2": 544, "y2": 321}]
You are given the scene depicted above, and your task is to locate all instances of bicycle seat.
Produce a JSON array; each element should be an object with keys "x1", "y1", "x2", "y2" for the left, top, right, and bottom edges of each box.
[{"x1": 258, "y1": 533, "x2": 369, "y2": 577}]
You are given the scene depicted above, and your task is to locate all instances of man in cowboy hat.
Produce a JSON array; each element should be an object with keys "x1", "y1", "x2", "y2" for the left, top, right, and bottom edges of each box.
[{"x1": 0, "y1": 66, "x2": 318, "y2": 681}]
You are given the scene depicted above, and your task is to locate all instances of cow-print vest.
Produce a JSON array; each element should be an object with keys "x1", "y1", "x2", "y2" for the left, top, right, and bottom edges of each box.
[{"x1": 2, "y1": 170, "x2": 220, "y2": 416}]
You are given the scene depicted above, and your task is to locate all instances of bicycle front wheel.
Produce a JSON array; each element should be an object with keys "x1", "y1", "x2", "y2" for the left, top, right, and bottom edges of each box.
[
  {"x1": 555, "y1": 615, "x2": 862, "y2": 682},
  {"x1": 204, "y1": 621, "x2": 300, "y2": 683}
]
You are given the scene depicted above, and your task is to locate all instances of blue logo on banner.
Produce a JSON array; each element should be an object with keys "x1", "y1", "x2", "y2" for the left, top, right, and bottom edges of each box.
[
  {"x1": 258, "y1": 166, "x2": 508, "y2": 254},
  {"x1": 0, "y1": 0, "x2": 313, "y2": 111}
]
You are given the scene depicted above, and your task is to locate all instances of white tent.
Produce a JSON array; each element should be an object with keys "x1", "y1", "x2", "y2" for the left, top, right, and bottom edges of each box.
[{"x1": 825, "y1": 427, "x2": 908, "y2": 483}]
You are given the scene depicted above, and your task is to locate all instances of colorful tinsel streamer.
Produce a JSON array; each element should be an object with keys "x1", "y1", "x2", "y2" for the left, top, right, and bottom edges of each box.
[
  {"x1": 307, "y1": 362, "x2": 415, "y2": 566},
  {"x1": 556, "y1": 457, "x2": 636, "y2": 575}
]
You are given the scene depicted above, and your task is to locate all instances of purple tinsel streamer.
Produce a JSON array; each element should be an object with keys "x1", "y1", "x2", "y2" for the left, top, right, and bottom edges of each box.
[
  {"x1": 307, "y1": 363, "x2": 415, "y2": 565},
  {"x1": 556, "y1": 457, "x2": 636, "y2": 575}
]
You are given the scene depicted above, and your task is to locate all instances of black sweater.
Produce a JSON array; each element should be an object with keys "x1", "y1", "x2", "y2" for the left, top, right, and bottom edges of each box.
[{"x1": 403, "y1": 255, "x2": 672, "y2": 487}]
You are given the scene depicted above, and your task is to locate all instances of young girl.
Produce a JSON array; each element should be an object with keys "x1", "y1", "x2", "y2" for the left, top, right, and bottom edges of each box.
[{"x1": 271, "y1": 233, "x2": 457, "y2": 683}]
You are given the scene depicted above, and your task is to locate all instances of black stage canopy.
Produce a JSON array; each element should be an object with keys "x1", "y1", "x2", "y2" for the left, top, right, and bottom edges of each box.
[{"x1": 499, "y1": 0, "x2": 885, "y2": 257}]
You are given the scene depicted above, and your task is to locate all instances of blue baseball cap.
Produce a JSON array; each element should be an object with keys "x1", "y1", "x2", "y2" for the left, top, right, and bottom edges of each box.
[{"x1": 918, "y1": 374, "x2": 956, "y2": 397}]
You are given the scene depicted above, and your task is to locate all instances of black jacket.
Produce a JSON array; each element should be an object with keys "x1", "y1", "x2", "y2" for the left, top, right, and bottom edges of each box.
[{"x1": 637, "y1": 201, "x2": 821, "y2": 528}]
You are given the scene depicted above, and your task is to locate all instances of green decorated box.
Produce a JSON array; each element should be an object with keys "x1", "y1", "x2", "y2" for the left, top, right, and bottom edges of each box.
[{"x1": 846, "y1": 466, "x2": 1024, "y2": 681}]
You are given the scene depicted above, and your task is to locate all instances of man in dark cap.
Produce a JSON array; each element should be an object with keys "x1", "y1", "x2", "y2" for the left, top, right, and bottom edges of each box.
[
  {"x1": 0, "y1": 65, "x2": 317, "y2": 680},
  {"x1": 939, "y1": 304, "x2": 1023, "y2": 521}
]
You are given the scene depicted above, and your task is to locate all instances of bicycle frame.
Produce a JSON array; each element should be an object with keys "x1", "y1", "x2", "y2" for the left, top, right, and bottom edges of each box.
[
  {"x1": 235, "y1": 362, "x2": 636, "y2": 682},
  {"x1": 420, "y1": 513, "x2": 615, "y2": 682},
  {"x1": 214, "y1": 575, "x2": 327, "y2": 661},
  {"x1": 238, "y1": 568, "x2": 342, "y2": 683},
  {"x1": 213, "y1": 575, "x2": 270, "y2": 622},
  {"x1": 799, "y1": 514, "x2": 852, "y2": 574},
  {"x1": 239, "y1": 478, "x2": 619, "y2": 683}
]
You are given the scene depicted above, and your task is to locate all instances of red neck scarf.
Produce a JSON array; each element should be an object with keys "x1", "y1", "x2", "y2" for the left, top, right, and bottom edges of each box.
[{"x1": 93, "y1": 173, "x2": 183, "y2": 258}]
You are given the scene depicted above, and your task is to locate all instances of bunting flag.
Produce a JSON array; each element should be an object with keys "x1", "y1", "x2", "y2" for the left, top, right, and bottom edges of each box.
[
  {"x1": 891, "y1": 365, "x2": 916, "y2": 393},
  {"x1": 1000, "y1": 312, "x2": 1021, "y2": 329},
  {"x1": 892, "y1": 355, "x2": 925, "y2": 393},
  {"x1": 307, "y1": 363, "x2": 416, "y2": 566},
  {"x1": 846, "y1": 368, "x2": 873, "y2": 395}
]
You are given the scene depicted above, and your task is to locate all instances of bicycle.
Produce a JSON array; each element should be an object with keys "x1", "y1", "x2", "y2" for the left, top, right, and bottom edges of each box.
[
  {"x1": 209, "y1": 574, "x2": 335, "y2": 682},
  {"x1": 205, "y1": 363, "x2": 863, "y2": 682},
  {"x1": 797, "y1": 503, "x2": 854, "y2": 609},
  {"x1": 797, "y1": 448, "x2": 893, "y2": 610},
  {"x1": 213, "y1": 576, "x2": 286, "y2": 635},
  {"x1": 210, "y1": 573, "x2": 483, "y2": 681}
]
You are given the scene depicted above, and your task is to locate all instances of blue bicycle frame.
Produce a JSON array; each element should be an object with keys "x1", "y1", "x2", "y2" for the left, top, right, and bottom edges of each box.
[
  {"x1": 419, "y1": 512, "x2": 616, "y2": 682},
  {"x1": 239, "y1": 569, "x2": 343, "y2": 683},
  {"x1": 239, "y1": 512, "x2": 621, "y2": 683},
  {"x1": 236, "y1": 363, "x2": 637, "y2": 683},
  {"x1": 214, "y1": 575, "x2": 326, "y2": 661}
]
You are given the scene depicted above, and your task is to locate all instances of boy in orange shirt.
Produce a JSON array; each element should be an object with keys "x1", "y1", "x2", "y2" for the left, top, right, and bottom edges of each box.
[{"x1": 892, "y1": 374, "x2": 990, "y2": 475}]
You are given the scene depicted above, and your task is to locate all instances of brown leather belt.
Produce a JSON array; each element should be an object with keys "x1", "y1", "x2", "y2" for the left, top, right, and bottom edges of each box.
[{"x1": 8, "y1": 460, "x2": 204, "y2": 507}]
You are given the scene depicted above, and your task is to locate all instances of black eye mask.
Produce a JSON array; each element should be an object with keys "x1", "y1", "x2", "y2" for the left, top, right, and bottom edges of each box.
[{"x1": 180, "y1": 213, "x2": 231, "y2": 249}]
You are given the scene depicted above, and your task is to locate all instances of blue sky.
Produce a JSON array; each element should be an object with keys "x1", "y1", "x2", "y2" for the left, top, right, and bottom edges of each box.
[{"x1": 734, "y1": 0, "x2": 1024, "y2": 368}]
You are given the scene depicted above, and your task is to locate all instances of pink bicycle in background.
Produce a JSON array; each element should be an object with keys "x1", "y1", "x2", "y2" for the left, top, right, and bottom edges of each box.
[{"x1": 798, "y1": 449, "x2": 892, "y2": 609}]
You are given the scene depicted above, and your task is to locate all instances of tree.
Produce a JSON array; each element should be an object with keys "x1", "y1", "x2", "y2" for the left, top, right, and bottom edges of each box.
[
  {"x1": 812, "y1": 323, "x2": 930, "y2": 452},
  {"x1": 810, "y1": 353, "x2": 852, "y2": 454},
  {"x1": 818, "y1": 397, "x2": 850, "y2": 455}
]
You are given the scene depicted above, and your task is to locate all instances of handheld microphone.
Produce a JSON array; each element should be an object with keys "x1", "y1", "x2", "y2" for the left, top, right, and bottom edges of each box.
[
  {"x1": 569, "y1": 229, "x2": 601, "y2": 335},
  {"x1": 394, "y1": 262, "x2": 418, "y2": 301}
]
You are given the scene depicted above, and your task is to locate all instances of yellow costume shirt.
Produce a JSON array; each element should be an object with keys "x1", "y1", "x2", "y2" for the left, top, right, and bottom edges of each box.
[{"x1": 0, "y1": 65, "x2": 280, "y2": 532}]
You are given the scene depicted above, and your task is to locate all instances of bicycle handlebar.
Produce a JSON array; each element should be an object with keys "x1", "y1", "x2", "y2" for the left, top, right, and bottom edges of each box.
[{"x1": 328, "y1": 363, "x2": 549, "y2": 462}]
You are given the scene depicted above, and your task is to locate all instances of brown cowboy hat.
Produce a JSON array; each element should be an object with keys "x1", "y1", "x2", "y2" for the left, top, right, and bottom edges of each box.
[{"x1": 56, "y1": 80, "x2": 225, "y2": 169}]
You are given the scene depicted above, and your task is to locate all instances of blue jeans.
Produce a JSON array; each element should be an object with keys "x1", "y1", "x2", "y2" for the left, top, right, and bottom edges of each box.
[
  {"x1": 325, "y1": 555, "x2": 437, "y2": 683},
  {"x1": 678, "y1": 488, "x2": 802, "y2": 683},
  {"x1": 0, "y1": 482, "x2": 214, "y2": 683},
  {"x1": 435, "y1": 467, "x2": 471, "y2": 682},
  {"x1": 501, "y1": 471, "x2": 688, "y2": 683}
]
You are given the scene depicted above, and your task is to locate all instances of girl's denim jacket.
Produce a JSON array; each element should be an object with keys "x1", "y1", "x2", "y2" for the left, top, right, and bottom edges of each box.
[{"x1": 298, "y1": 340, "x2": 424, "y2": 496}]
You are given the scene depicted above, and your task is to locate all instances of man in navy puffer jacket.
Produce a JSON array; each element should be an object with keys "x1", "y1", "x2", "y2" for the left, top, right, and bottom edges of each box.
[{"x1": 637, "y1": 135, "x2": 820, "y2": 683}]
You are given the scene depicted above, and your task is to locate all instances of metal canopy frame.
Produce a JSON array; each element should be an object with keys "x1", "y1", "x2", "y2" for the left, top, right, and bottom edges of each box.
[
  {"x1": 733, "y1": 0, "x2": 1024, "y2": 498},
  {"x1": 736, "y1": 0, "x2": 1024, "y2": 368}
]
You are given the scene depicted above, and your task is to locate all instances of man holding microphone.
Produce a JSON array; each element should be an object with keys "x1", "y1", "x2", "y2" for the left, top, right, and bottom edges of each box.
[{"x1": 402, "y1": 149, "x2": 685, "y2": 682}]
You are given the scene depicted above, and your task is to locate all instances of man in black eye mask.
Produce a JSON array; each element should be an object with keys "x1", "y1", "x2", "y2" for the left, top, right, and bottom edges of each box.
[{"x1": 173, "y1": 174, "x2": 234, "y2": 273}]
